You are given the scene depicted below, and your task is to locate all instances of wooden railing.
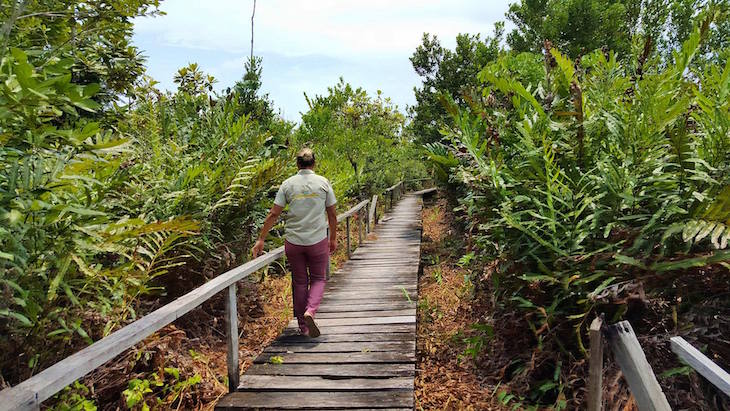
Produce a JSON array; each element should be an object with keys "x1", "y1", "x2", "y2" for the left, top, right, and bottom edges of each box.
[
  {"x1": 0, "y1": 181, "x2": 415, "y2": 411},
  {"x1": 587, "y1": 317, "x2": 730, "y2": 410}
]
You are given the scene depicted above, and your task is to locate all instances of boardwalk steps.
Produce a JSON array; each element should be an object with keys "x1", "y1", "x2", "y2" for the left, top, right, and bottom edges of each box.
[{"x1": 216, "y1": 195, "x2": 424, "y2": 410}]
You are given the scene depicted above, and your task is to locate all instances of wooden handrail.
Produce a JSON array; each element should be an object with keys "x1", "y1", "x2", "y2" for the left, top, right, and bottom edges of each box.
[
  {"x1": 0, "y1": 246, "x2": 286, "y2": 411},
  {"x1": 384, "y1": 181, "x2": 403, "y2": 193},
  {"x1": 0, "y1": 198, "x2": 381, "y2": 411},
  {"x1": 336, "y1": 199, "x2": 369, "y2": 222}
]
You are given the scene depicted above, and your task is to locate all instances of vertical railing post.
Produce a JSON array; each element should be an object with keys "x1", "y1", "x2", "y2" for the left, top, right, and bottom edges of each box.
[
  {"x1": 225, "y1": 283, "x2": 239, "y2": 393},
  {"x1": 588, "y1": 317, "x2": 603, "y2": 411},
  {"x1": 365, "y1": 204, "x2": 370, "y2": 234},
  {"x1": 346, "y1": 216, "x2": 351, "y2": 257},
  {"x1": 326, "y1": 227, "x2": 331, "y2": 281},
  {"x1": 358, "y1": 208, "x2": 364, "y2": 246},
  {"x1": 369, "y1": 194, "x2": 378, "y2": 231}
]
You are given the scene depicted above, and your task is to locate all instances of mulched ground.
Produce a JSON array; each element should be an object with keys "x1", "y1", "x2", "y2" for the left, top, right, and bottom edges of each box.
[{"x1": 415, "y1": 196, "x2": 502, "y2": 410}]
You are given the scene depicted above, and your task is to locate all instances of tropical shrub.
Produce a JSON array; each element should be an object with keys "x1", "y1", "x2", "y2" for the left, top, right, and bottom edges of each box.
[
  {"x1": 426, "y1": 14, "x2": 729, "y2": 406},
  {"x1": 0, "y1": 45, "x2": 292, "y2": 381}
]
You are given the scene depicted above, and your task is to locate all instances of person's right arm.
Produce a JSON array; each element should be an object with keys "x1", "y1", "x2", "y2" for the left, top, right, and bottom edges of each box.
[
  {"x1": 251, "y1": 204, "x2": 284, "y2": 257},
  {"x1": 252, "y1": 183, "x2": 287, "y2": 258}
]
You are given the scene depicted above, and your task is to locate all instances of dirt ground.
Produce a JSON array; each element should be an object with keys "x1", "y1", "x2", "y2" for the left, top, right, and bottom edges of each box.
[{"x1": 415, "y1": 195, "x2": 502, "y2": 410}]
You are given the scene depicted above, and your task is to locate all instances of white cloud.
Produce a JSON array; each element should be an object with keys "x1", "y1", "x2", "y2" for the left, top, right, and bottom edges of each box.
[
  {"x1": 133, "y1": 0, "x2": 513, "y2": 121},
  {"x1": 135, "y1": 0, "x2": 508, "y2": 56}
]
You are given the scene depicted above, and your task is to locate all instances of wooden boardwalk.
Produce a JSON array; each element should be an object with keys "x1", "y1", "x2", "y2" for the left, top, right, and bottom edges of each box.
[{"x1": 216, "y1": 195, "x2": 423, "y2": 410}]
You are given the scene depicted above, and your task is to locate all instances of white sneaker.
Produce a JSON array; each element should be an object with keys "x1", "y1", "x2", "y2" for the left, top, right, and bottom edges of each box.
[{"x1": 303, "y1": 312, "x2": 320, "y2": 338}]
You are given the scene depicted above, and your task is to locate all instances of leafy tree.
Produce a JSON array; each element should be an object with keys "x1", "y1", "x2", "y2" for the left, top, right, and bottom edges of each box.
[
  {"x1": 174, "y1": 63, "x2": 216, "y2": 97},
  {"x1": 506, "y1": 0, "x2": 730, "y2": 59},
  {"x1": 231, "y1": 56, "x2": 276, "y2": 127},
  {"x1": 1, "y1": 0, "x2": 161, "y2": 108},
  {"x1": 409, "y1": 27, "x2": 502, "y2": 145},
  {"x1": 297, "y1": 78, "x2": 417, "y2": 200},
  {"x1": 506, "y1": 0, "x2": 632, "y2": 57}
]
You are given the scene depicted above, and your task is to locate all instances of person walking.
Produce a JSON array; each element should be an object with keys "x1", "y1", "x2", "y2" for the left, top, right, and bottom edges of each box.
[{"x1": 251, "y1": 148, "x2": 337, "y2": 338}]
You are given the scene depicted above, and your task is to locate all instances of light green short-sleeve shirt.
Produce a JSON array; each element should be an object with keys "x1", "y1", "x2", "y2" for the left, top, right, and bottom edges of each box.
[{"x1": 274, "y1": 169, "x2": 337, "y2": 246}]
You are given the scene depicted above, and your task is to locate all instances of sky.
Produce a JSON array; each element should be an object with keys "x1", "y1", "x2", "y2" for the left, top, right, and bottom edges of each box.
[{"x1": 132, "y1": 0, "x2": 513, "y2": 122}]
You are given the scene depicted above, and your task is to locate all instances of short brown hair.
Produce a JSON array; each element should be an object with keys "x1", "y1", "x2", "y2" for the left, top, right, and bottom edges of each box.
[{"x1": 296, "y1": 148, "x2": 315, "y2": 168}]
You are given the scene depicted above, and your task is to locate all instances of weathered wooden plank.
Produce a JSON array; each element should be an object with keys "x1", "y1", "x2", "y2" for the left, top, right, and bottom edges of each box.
[
  {"x1": 342, "y1": 261, "x2": 419, "y2": 267},
  {"x1": 315, "y1": 309, "x2": 416, "y2": 319},
  {"x1": 322, "y1": 294, "x2": 415, "y2": 301},
  {"x1": 215, "y1": 391, "x2": 413, "y2": 410},
  {"x1": 333, "y1": 270, "x2": 418, "y2": 277},
  {"x1": 326, "y1": 277, "x2": 418, "y2": 284},
  {"x1": 238, "y1": 375, "x2": 413, "y2": 391},
  {"x1": 287, "y1": 316, "x2": 415, "y2": 328},
  {"x1": 264, "y1": 341, "x2": 414, "y2": 353},
  {"x1": 321, "y1": 291, "x2": 415, "y2": 300},
  {"x1": 606, "y1": 321, "x2": 671, "y2": 411},
  {"x1": 319, "y1": 298, "x2": 417, "y2": 307},
  {"x1": 350, "y1": 253, "x2": 420, "y2": 258},
  {"x1": 327, "y1": 280, "x2": 417, "y2": 287},
  {"x1": 275, "y1": 333, "x2": 415, "y2": 343},
  {"x1": 325, "y1": 283, "x2": 417, "y2": 291},
  {"x1": 284, "y1": 323, "x2": 415, "y2": 335},
  {"x1": 326, "y1": 281, "x2": 417, "y2": 289},
  {"x1": 351, "y1": 249, "x2": 420, "y2": 254},
  {"x1": 246, "y1": 363, "x2": 415, "y2": 377},
  {"x1": 670, "y1": 336, "x2": 730, "y2": 396},
  {"x1": 225, "y1": 284, "x2": 239, "y2": 393},
  {"x1": 317, "y1": 303, "x2": 415, "y2": 312},
  {"x1": 253, "y1": 351, "x2": 415, "y2": 364},
  {"x1": 318, "y1": 299, "x2": 414, "y2": 306}
]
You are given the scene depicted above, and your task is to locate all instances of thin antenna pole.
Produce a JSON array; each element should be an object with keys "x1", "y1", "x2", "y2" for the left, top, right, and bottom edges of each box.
[{"x1": 250, "y1": 0, "x2": 256, "y2": 61}]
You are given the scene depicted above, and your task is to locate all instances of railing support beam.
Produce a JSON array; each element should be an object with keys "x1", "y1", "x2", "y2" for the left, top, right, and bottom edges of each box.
[
  {"x1": 225, "y1": 283, "x2": 239, "y2": 393},
  {"x1": 358, "y1": 209, "x2": 364, "y2": 245},
  {"x1": 588, "y1": 317, "x2": 603, "y2": 411},
  {"x1": 346, "y1": 216, "x2": 351, "y2": 257}
]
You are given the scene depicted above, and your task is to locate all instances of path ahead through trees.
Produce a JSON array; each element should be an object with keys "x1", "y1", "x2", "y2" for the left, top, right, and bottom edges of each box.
[{"x1": 216, "y1": 194, "x2": 425, "y2": 410}]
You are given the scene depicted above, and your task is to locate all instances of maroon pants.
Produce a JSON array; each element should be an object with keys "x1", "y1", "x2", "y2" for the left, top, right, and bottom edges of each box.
[{"x1": 285, "y1": 237, "x2": 328, "y2": 333}]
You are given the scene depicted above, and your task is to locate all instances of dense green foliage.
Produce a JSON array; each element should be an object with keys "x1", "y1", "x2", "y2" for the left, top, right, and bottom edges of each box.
[
  {"x1": 421, "y1": 10, "x2": 729, "y2": 407},
  {"x1": 409, "y1": 29, "x2": 502, "y2": 145},
  {"x1": 4, "y1": 0, "x2": 729, "y2": 408},
  {"x1": 507, "y1": 0, "x2": 730, "y2": 59}
]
